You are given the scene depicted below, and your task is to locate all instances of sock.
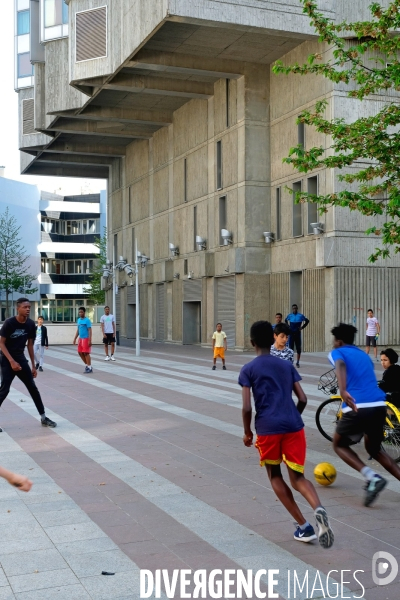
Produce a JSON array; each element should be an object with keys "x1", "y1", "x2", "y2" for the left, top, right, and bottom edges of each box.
[
  {"x1": 361, "y1": 466, "x2": 380, "y2": 482},
  {"x1": 299, "y1": 521, "x2": 310, "y2": 531}
]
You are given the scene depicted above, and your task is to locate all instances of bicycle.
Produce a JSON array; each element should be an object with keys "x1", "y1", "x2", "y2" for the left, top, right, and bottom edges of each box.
[{"x1": 315, "y1": 368, "x2": 400, "y2": 462}]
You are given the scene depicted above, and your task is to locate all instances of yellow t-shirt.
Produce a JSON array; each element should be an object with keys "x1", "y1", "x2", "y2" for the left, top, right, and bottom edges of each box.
[{"x1": 212, "y1": 331, "x2": 227, "y2": 347}]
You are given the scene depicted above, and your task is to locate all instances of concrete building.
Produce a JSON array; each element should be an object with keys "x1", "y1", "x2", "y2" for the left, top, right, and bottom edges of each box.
[
  {"x1": 0, "y1": 171, "x2": 106, "y2": 323},
  {"x1": 14, "y1": 0, "x2": 400, "y2": 350}
]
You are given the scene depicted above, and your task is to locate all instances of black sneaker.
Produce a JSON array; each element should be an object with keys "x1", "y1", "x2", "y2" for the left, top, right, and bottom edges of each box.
[
  {"x1": 222, "y1": 365, "x2": 227, "y2": 370},
  {"x1": 41, "y1": 417, "x2": 57, "y2": 428},
  {"x1": 0, "y1": 427, "x2": 2, "y2": 432},
  {"x1": 35, "y1": 363, "x2": 39, "y2": 369},
  {"x1": 364, "y1": 476, "x2": 387, "y2": 507},
  {"x1": 296, "y1": 362, "x2": 300, "y2": 368},
  {"x1": 314, "y1": 507, "x2": 334, "y2": 549},
  {"x1": 212, "y1": 365, "x2": 216, "y2": 370},
  {"x1": 39, "y1": 366, "x2": 43, "y2": 372}
]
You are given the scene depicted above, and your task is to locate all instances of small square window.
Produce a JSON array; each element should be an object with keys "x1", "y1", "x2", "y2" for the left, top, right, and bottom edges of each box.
[
  {"x1": 18, "y1": 53, "x2": 33, "y2": 78},
  {"x1": 17, "y1": 10, "x2": 30, "y2": 35}
]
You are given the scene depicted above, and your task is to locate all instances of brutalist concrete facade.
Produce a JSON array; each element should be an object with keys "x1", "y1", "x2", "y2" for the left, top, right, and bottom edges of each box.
[{"x1": 16, "y1": 0, "x2": 400, "y2": 350}]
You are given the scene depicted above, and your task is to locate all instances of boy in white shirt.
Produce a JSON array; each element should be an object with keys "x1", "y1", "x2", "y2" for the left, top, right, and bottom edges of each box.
[
  {"x1": 365, "y1": 309, "x2": 380, "y2": 362},
  {"x1": 212, "y1": 323, "x2": 227, "y2": 370}
]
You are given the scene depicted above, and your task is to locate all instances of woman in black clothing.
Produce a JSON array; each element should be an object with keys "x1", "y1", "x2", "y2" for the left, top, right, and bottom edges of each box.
[{"x1": 379, "y1": 348, "x2": 400, "y2": 408}]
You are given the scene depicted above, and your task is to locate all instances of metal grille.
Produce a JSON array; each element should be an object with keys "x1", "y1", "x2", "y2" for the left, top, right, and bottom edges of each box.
[
  {"x1": 216, "y1": 276, "x2": 235, "y2": 347},
  {"x1": 183, "y1": 279, "x2": 202, "y2": 302},
  {"x1": 115, "y1": 293, "x2": 121, "y2": 327},
  {"x1": 22, "y1": 99, "x2": 35, "y2": 135},
  {"x1": 76, "y1": 7, "x2": 107, "y2": 62},
  {"x1": 127, "y1": 285, "x2": 136, "y2": 305},
  {"x1": 156, "y1": 284, "x2": 165, "y2": 341}
]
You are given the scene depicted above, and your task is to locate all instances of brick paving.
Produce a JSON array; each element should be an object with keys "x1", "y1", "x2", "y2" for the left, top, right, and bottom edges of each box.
[{"x1": 0, "y1": 342, "x2": 397, "y2": 599}]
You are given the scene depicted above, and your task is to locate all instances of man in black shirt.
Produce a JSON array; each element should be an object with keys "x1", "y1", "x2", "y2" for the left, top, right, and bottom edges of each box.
[{"x1": 0, "y1": 298, "x2": 56, "y2": 432}]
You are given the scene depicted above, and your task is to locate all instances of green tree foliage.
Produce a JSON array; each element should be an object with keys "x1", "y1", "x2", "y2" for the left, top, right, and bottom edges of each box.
[
  {"x1": 273, "y1": 0, "x2": 400, "y2": 261},
  {"x1": 83, "y1": 229, "x2": 107, "y2": 305},
  {"x1": 0, "y1": 207, "x2": 38, "y2": 318}
]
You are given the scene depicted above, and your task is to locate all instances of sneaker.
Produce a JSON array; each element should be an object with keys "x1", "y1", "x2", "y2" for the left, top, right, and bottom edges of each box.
[
  {"x1": 104, "y1": 356, "x2": 110, "y2": 361},
  {"x1": 314, "y1": 507, "x2": 334, "y2": 549},
  {"x1": 294, "y1": 524, "x2": 317, "y2": 543},
  {"x1": 110, "y1": 356, "x2": 116, "y2": 361},
  {"x1": 35, "y1": 363, "x2": 39, "y2": 369},
  {"x1": 41, "y1": 417, "x2": 57, "y2": 428},
  {"x1": 296, "y1": 362, "x2": 300, "y2": 368},
  {"x1": 364, "y1": 476, "x2": 387, "y2": 507},
  {"x1": 222, "y1": 365, "x2": 227, "y2": 370},
  {"x1": 39, "y1": 366, "x2": 43, "y2": 372},
  {"x1": 87, "y1": 367, "x2": 93, "y2": 374},
  {"x1": 0, "y1": 427, "x2": 2, "y2": 433},
  {"x1": 84, "y1": 366, "x2": 90, "y2": 373},
  {"x1": 212, "y1": 365, "x2": 216, "y2": 370}
]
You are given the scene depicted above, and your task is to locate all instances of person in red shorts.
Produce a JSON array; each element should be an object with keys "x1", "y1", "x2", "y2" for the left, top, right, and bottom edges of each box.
[
  {"x1": 73, "y1": 306, "x2": 93, "y2": 373},
  {"x1": 239, "y1": 320, "x2": 334, "y2": 548}
]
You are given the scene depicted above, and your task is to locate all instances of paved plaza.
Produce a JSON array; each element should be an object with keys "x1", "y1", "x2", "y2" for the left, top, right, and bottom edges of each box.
[{"x1": 0, "y1": 343, "x2": 398, "y2": 599}]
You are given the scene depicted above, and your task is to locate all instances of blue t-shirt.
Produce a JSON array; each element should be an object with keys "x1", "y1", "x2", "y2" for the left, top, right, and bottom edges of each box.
[
  {"x1": 77, "y1": 317, "x2": 92, "y2": 339},
  {"x1": 286, "y1": 313, "x2": 307, "y2": 332},
  {"x1": 329, "y1": 345, "x2": 386, "y2": 412},
  {"x1": 238, "y1": 354, "x2": 304, "y2": 435}
]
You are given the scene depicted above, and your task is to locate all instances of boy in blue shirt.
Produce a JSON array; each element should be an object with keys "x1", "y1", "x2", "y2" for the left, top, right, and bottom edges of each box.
[
  {"x1": 73, "y1": 307, "x2": 93, "y2": 373},
  {"x1": 239, "y1": 321, "x2": 334, "y2": 548},
  {"x1": 285, "y1": 304, "x2": 309, "y2": 368},
  {"x1": 330, "y1": 323, "x2": 400, "y2": 506}
]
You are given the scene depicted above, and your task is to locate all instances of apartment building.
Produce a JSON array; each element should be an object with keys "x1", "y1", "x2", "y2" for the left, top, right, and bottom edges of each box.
[
  {"x1": 0, "y1": 171, "x2": 106, "y2": 323},
  {"x1": 14, "y1": 0, "x2": 400, "y2": 350}
]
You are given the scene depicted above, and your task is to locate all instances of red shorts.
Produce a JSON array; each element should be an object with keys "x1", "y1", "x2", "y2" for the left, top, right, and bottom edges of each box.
[
  {"x1": 78, "y1": 338, "x2": 91, "y2": 354},
  {"x1": 255, "y1": 429, "x2": 306, "y2": 473}
]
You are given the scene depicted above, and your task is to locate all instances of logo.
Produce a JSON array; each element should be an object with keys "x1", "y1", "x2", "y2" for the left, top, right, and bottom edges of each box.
[
  {"x1": 372, "y1": 551, "x2": 398, "y2": 586},
  {"x1": 10, "y1": 329, "x2": 28, "y2": 339}
]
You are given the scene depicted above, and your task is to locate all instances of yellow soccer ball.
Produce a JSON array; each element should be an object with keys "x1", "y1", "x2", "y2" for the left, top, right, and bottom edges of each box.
[{"x1": 314, "y1": 463, "x2": 337, "y2": 486}]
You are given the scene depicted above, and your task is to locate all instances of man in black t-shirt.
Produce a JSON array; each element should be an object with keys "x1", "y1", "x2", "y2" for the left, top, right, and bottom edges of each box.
[{"x1": 0, "y1": 298, "x2": 56, "y2": 432}]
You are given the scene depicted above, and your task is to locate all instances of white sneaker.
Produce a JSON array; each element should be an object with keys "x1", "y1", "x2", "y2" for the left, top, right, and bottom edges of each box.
[
  {"x1": 105, "y1": 356, "x2": 110, "y2": 361},
  {"x1": 110, "y1": 355, "x2": 116, "y2": 361}
]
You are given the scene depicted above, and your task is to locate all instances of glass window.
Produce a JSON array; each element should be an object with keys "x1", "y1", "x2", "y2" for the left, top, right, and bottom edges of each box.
[
  {"x1": 292, "y1": 181, "x2": 303, "y2": 237},
  {"x1": 82, "y1": 220, "x2": 87, "y2": 234},
  {"x1": 88, "y1": 219, "x2": 96, "y2": 234},
  {"x1": 17, "y1": 10, "x2": 30, "y2": 35},
  {"x1": 64, "y1": 299, "x2": 73, "y2": 306},
  {"x1": 50, "y1": 300, "x2": 56, "y2": 307},
  {"x1": 62, "y1": 1, "x2": 68, "y2": 24},
  {"x1": 75, "y1": 260, "x2": 82, "y2": 274},
  {"x1": 67, "y1": 261, "x2": 74, "y2": 274},
  {"x1": 18, "y1": 53, "x2": 33, "y2": 78},
  {"x1": 57, "y1": 300, "x2": 63, "y2": 307},
  {"x1": 40, "y1": 307, "x2": 49, "y2": 321},
  {"x1": 71, "y1": 220, "x2": 80, "y2": 234},
  {"x1": 66, "y1": 221, "x2": 71, "y2": 235},
  {"x1": 44, "y1": 0, "x2": 63, "y2": 28},
  {"x1": 63, "y1": 307, "x2": 73, "y2": 321},
  {"x1": 307, "y1": 176, "x2": 319, "y2": 234}
]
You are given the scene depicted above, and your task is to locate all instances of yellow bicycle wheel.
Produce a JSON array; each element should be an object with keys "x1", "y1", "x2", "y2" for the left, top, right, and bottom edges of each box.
[{"x1": 382, "y1": 401, "x2": 400, "y2": 462}]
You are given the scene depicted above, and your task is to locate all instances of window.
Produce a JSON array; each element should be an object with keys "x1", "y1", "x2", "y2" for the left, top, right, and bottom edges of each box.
[
  {"x1": 292, "y1": 181, "x2": 302, "y2": 237},
  {"x1": 276, "y1": 188, "x2": 281, "y2": 241},
  {"x1": 43, "y1": 259, "x2": 94, "y2": 274},
  {"x1": 216, "y1": 141, "x2": 222, "y2": 190},
  {"x1": 226, "y1": 79, "x2": 230, "y2": 128},
  {"x1": 114, "y1": 233, "x2": 118, "y2": 263},
  {"x1": 184, "y1": 259, "x2": 188, "y2": 276},
  {"x1": 307, "y1": 176, "x2": 319, "y2": 234},
  {"x1": 219, "y1": 196, "x2": 227, "y2": 245},
  {"x1": 17, "y1": 10, "x2": 30, "y2": 35},
  {"x1": 132, "y1": 228, "x2": 135, "y2": 263},
  {"x1": 44, "y1": 0, "x2": 68, "y2": 28},
  {"x1": 193, "y1": 206, "x2": 197, "y2": 251},
  {"x1": 184, "y1": 159, "x2": 188, "y2": 203},
  {"x1": 18, "y1": 53, "x2": 33, "y2": 78},
  {"x1": 298, "y1": 120, "x2": 305, "y2": 148}
]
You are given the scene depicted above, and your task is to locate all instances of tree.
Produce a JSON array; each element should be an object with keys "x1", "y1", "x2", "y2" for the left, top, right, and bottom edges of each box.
[
  {"x1": 0, "y1": 207, "x2": 38, "y2": 319},
  {"x1": 273, "y1": 0, "x2": 400, "y2": 261},
  {"x1": 83, "y1": 229, "x2": 107, "y2": 305}
]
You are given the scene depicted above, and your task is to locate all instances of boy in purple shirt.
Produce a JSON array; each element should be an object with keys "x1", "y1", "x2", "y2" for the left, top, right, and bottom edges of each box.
[{"x1": 239, "y1": 320, "x2": 334, "y2": 548}]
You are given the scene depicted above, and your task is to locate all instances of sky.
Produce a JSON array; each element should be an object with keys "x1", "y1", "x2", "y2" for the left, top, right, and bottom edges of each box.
[{"x1": 0, "y1": 1, "x2": 105, "y2": 195}]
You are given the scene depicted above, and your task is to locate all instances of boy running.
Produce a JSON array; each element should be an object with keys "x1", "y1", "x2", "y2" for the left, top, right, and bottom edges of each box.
[
  {"x1": 100, "y1": 306, "x2": 116, "y2": 361},
  {"x1": 0, "y1": 298, "x2": 57, "y2": 432},
  {"x1": 73, "y1": 307, "x2": 93, "y2": 373},
  {"x1": 330, "y1": 323, "x2": 400, "y2": 506},
  {"x1": 365, "y1": 309, "x2": 380, "y2": 362},
  {"x1": 270, "y1": 323, "x2": 294, "y2": 363},
  {"x1": 34, "y1": 316, "x2": 48, "y2": 372},
  {"x1": 212, "y1": 323, "x2": 227, "y2": 370},
  {"x1": 239, "y1": 321, "x2": 334, "y2": 548}
]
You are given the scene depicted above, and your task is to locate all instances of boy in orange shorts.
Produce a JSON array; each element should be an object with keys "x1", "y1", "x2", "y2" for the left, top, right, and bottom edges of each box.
[
  {"x1": 239, "y1": 320, "x2": 334, "y2": 548},
  {"x1": 212, "y1": 323, "x2": 227, "y2": 370}
]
